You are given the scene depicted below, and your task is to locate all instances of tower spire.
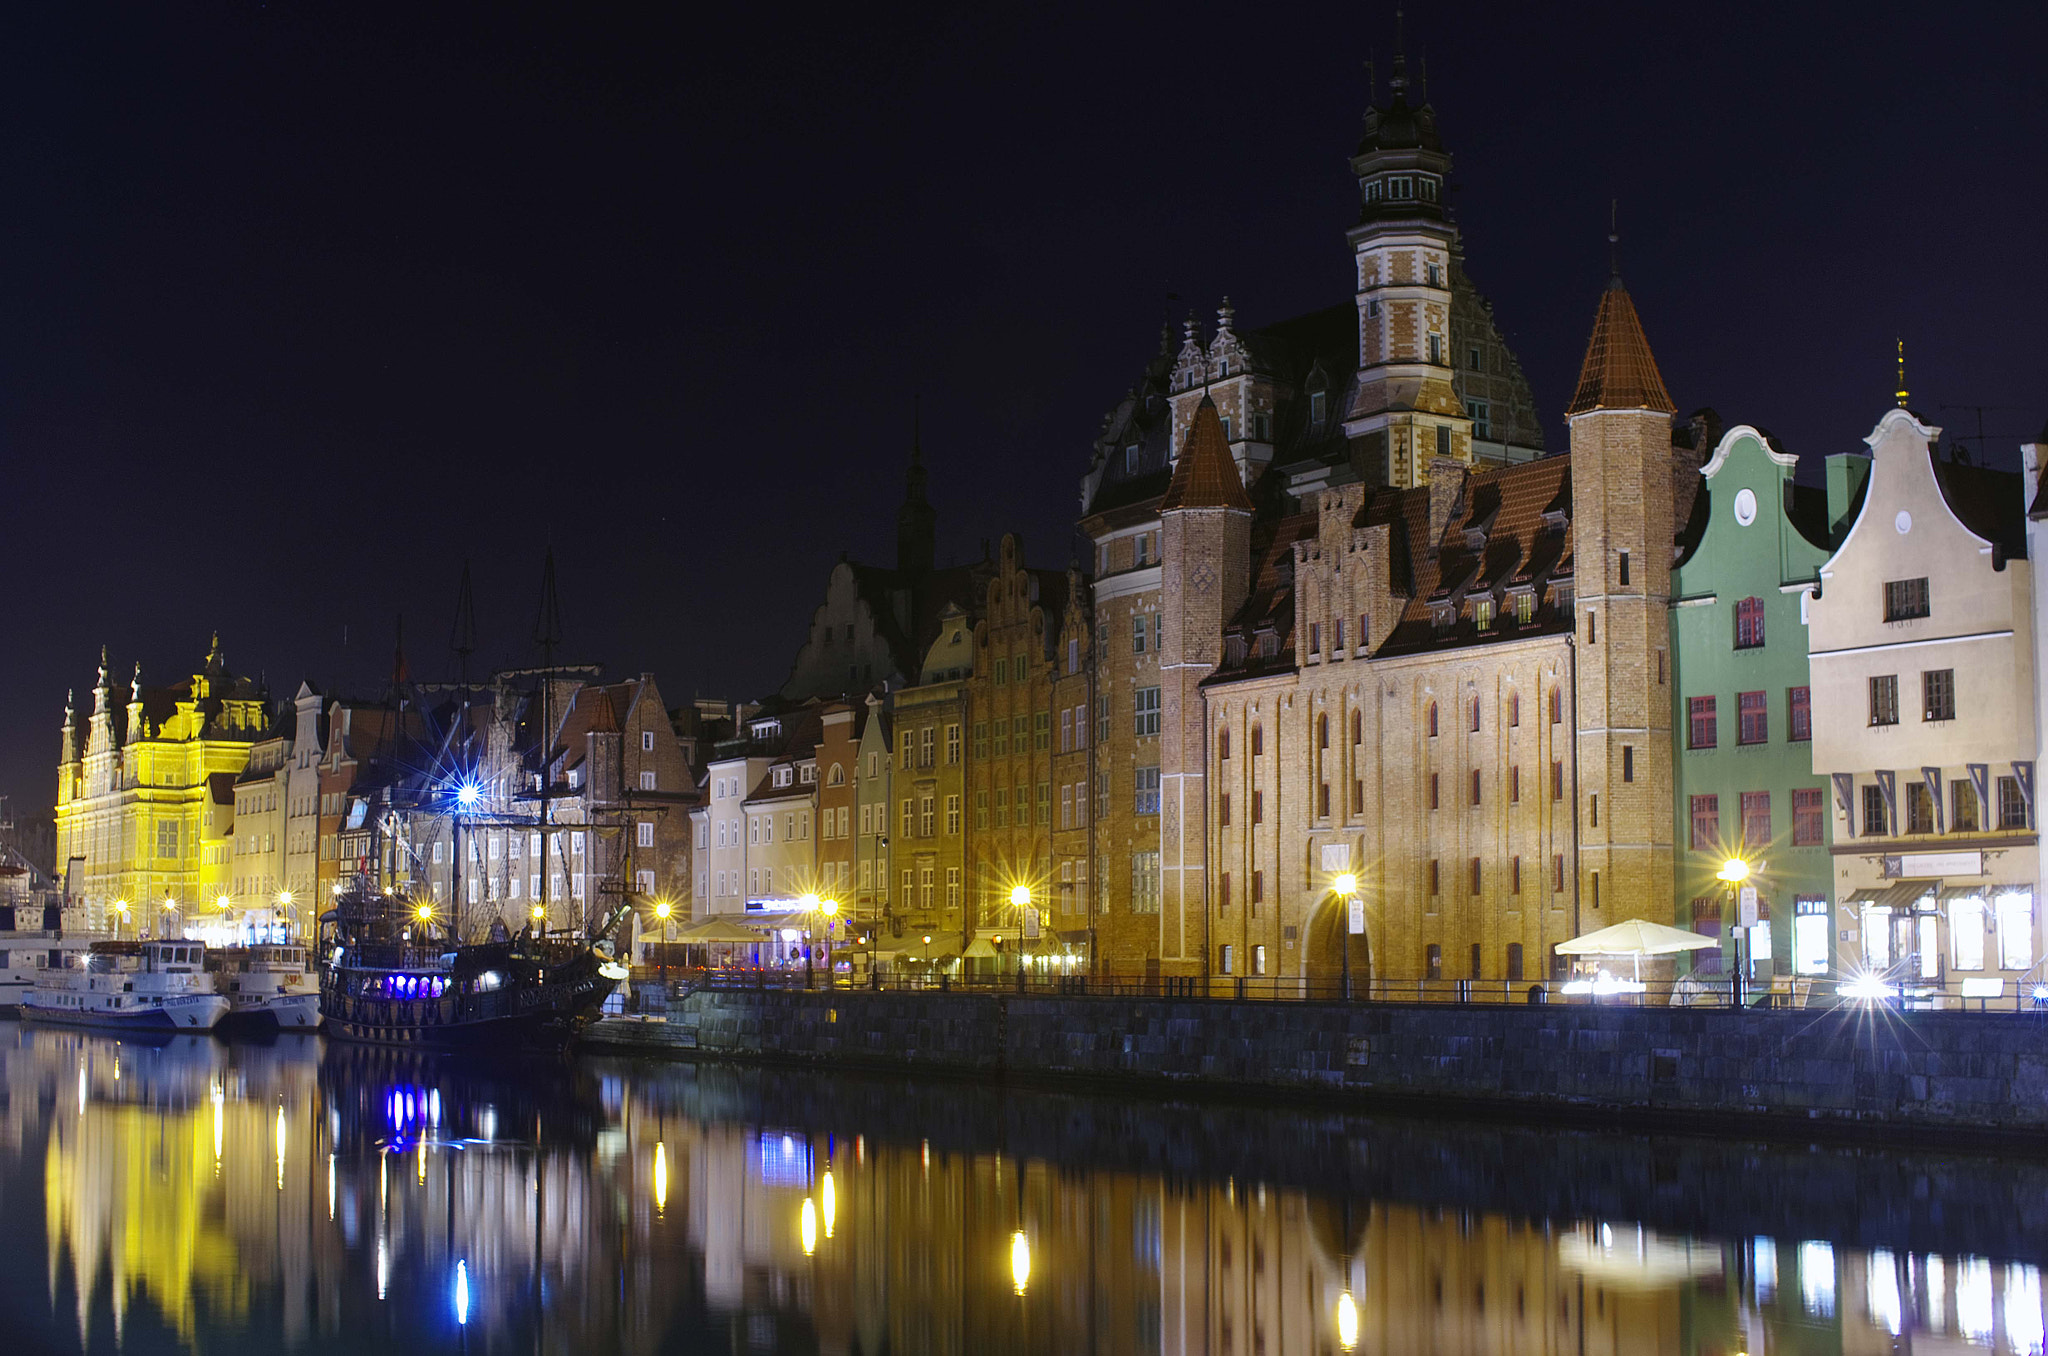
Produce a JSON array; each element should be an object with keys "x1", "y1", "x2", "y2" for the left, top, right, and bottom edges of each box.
[
  {"x1": 533, "y1": 548, "x2": 563, "y2": 656},
  {"x1": 1390, "y1": 7, "x2": 1408, "y2": 97},
  {"x1": 896, "y1": 400, "x2": 937, "y2": 576},
  {"x1": 1895, "y1": 338, "x2": 1909, "y2": 408},
  {"x1": 1608, "y1": 199, "x2": 1621, "y2": 287}
]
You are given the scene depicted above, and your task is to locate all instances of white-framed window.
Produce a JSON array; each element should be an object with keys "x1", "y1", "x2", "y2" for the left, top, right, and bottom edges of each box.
[
  {"x1": 1134, "y1": 687, "x2": 1161, "y2": 736},
  {"x1": 636, "y1": 869, "x2": 655, "y2": 895},
  {"x1": 637, "y1": 821, "x2": 654, "y2": 848},
  {"x1": 640, "y1": 770, "x2": 657, "y2": 791},
  {"x1": 642, "y1": 731, "x2": 655, "y2": 752},
  {"x1": 571, "y1": 831, "x2": 585, "y2": 855}
]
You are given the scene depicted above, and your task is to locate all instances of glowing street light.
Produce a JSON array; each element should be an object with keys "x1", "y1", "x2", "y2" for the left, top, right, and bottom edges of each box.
[
  {"x1": 112, "y1": 899, "x2": 129, "y2": 940},
  {"x1": 1332, "y1": 874, "x2": 1362, "y2": 1000},
  {"x1": 1719, "y1": 857, "x2": 1753, "y2": 1005},
  {"x1": 455, "y1": 781, "x2": 481, "y2": 810},
  {"x1": 653, "y1": 899, "x2": 673, "y2": 984},
  {"x1": 1717, "y1": 858, "x2": 1750, "y2": 883}
]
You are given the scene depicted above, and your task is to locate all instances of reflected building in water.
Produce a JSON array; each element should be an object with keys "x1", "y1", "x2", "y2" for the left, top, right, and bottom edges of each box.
[{"x1": 5, "y1": 1028, "x2": 2048, "y2": 1354}]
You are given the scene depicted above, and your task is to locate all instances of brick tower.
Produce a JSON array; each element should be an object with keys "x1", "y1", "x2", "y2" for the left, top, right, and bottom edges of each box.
[
  {"x1": 1158, "y1": 397, "x2": 1254, "y2": 976},
  {"x1": 1341, "y1": 48, "x2": 1472, "y2": 489},
  {"x1": 1566, "y1": 269, "x2": 1678, "y2": 935}
]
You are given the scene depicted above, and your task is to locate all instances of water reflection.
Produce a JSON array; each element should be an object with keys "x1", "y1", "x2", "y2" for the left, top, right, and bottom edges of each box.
[{"x1": 3, "y1": 1023, "x2": 2046, "y2": 1353}]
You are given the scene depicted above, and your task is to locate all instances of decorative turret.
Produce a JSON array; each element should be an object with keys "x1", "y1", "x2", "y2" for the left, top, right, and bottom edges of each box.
[
  {"x1": 125, "y1": 662, "x2": 145, "y2": 746},
  {"x1": 1342, "y1": 22, "x2": 1468, "y2": 488},
  {"x1": 1160, "y1": 397, "x2": 1255, "y2": 513}
]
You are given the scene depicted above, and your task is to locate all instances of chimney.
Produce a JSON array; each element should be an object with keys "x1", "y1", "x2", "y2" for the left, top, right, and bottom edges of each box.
[
  {"x1": 2024, "y1": 430, "x2": 2047, "y2": 518},
  {"x1": 1426, "y1": 458, "x2": 1467, "y2": 552}
]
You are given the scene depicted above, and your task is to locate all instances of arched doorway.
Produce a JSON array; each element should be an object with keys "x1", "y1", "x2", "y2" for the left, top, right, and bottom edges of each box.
[{"x1": 1303, "y1": 893, "x2": 1372, "y2": 1000}]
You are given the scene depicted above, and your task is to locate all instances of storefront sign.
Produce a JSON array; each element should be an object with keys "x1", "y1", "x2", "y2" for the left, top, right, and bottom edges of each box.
[
  {"x1": 1888, "y1": 851, "x2": 1984, "y2": 878},
  {"x1": 1348, "y1": 898, "x2": 1365, "y2": 935}
]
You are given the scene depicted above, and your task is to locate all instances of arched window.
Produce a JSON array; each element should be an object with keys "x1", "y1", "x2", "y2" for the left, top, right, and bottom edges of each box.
[
  {"x1": 1469, "y1": 696, "x2": 1481, "y2": 733},
  {"x1": 1427, "y1": 702, "x2": 1439, "y2": 737},
  {"x1": 1318, "y1": 715, "x2": 1329, "y2": 750},
  {"x1": 1251, "y1": 725, "x2": 1264, "y2": 757},
  {"x1": 1508, "y1": 692, "x2": 1520, "y2": 728},
  {"x1": 1219, "y1": 727, "x2": 1231, "y2": 761},
  {"x1": 827, "y1": 763, "x2": 845, "y2": 786},
  {"x1": 1351, "y1": 710, "x2": 1362, "y2": 745}
]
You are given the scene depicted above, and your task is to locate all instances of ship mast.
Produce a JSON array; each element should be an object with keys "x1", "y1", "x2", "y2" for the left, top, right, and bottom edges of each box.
[{"x1": 534, "y1": 548, "x2": 564, "y2": 937}]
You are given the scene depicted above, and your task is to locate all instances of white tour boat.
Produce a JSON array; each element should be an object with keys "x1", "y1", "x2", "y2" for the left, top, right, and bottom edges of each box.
[
  {"x1": 22, "y1": 940, "x2": 230, "y2": 1032},
  {"x1": 206, "y1": 942, "x2": 322, "y2": 1032},
  {"x1": 0, "y1": 930, "x2": 99, "y2": 1013}
]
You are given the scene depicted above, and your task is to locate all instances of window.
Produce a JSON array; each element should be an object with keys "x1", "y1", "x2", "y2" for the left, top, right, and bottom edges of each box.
[
  {"x1": 1468, "y1": 857, "x2": 1482, "y2": 894},
  {"x1": 1034, "y1": 711, "x2": 1049, "y2": 750},
  {"x1": 1999, "y1": 775, "x2": 2029, "y2": 830},
  {"x1": 1427, "y1": 702, "x2": 1439, "y2": 737},
  {"x1": 1129, "y1": 765, "x2": 1162, "y2": 815},
  {"x1": 1869, "y1": 675, "x2": 1899, "y2": 726},
  {"x1": 1219, "y1": 944, "x2": 1234, "y2": 975},
  {"x1": 1096, "y1": 696, "x2": 1110, "y2": 745},
  {"x1": 1788, "y1": 686, "x2": 1811, "y2": 741},
  {"x1": 947, "y1": 724, "x2": 962, "y2": 763},
  {"x1": 946, "y1": 867, "x2": 962, "y2": 909},
  {"x1": 1737, "y1": 691, "x2": 1768, "y2": 745},
  {"x1": 1998, "y1": 891, "x2": 2034, "y2": 970},
  {"x1": 1690, "y1": 794, "x2": 1720, "y2": 851},
  {"x1": 1511, "y1": 856, "x2": 1522, "y2": 894},
  {"x1": 640, "y1": 730, "x2": 656, "y2": 753},
  {"x1": 1466, "y1": 399, "x2": 1492, "y2": 440},
  {"x1": 1219, "y1": 727, "x2": 1231, "y2": 761},
  {"x1": 1589, "y1": 793, "x2": 1599, "y2": 828},
  {"x1": 1073, "y1": 704, "x2": 1088, "y2": 748},
  {"x1": 1551, "y1": 760, "x2": 1564, "y2": 800},
  {"x1": 156, "y1": 820, "x2": 179, "y2": 859},
  {"x1": 1425, "y1": 945, "x2": 1442, "y2": 980},
  {"x1": 993, "y1": 720, "x2": 1008, "y2": 756},
  {"x1": 1952, "y1": 779, "x2": 1980, "y2": 832},
  {"x1": 993, "y1": 657, "x2": 1008, "y2": 685},
  {"x1": 1549, "y1": 688, "x2": 1562, "y2": 724},
  {"x1": 1468, "y1": 696, "x2": 1481, "y2": 733},
  {"x1": 1741, "y1": 791, "x2": 1771, "y2": 847},
  {"x1": 1505, "y1": 942, "x2": 1523, "y2": 981},
  {"x1": 945, "y1": 794, "x2": 961, "y2": 835},
  {"x1": 639, "y1": 769, "x2": 657, "y2": 791},
  {"x1": 975, "y1": 790, "x2": 989, "y2": 830},
  {"x1": 1469, "y1": 769, "x2": 1481, "y2": 806},
  {"x1": 1066, "y1": 637, "x2": 1079, "y2": 673},
  {"x1": 1586, "y1": 610, "x2": 1597, "y2": 645},
  {"x1": 1435, "y1": 423, "x2": 1450, "y2": 457},
  {"x1": 1097, "y1": 773, "x2": 1110, "y2": 821},
  {"x1": 1037, "y1": 781, "x2": 1050, "y2": 824},
  {"x1": 1734, "y1": 596, "x2": 1765, "y2": 649},
  {"x1": 1906, "y1": 781, "x2": 1934, "y2": 834},
  {"x1": 973, "y1": 721, "x2": 989, "y2": 759},
  {"x1": 1251, "y1": 870, "x2": 1264, "y2": 906},
  {"x1": 1428, "y1": 333, "x2": 1444, "y2": 365},
  {"x1": 1429, "y1": 773, "x2": 1439, "y2": 810},
  {"x1": 1309, "y1": 622, "x2": 1321, "y2": 654},
  {"x1": 1618, "y1": 551, "x2": 1631, "y2": 587},
  {"x1": 1862, "y1": 783, "x2": 1889, "y2": 837},
  {"x1": 1252, "y1": 790, "x2": 1263, "y2": 824},
  {"x1": 1923, "y1": 669, "x2": 1955, "y2": 722},
  {"x1": 1884, "y1": 577, "x2": 1930, "y2": 622},
  {"x1": 901, "y1": 799, "x2": 914, "y2": 837},
  {"x1": 1060, "y1": 784, "x2": 1072, "y2": 828},
  {"x1": 1510, "y1": 766, "x2": 1521, "y2": 802},
  {"x1": 637, "y1": 820, "x2": 655, "y2": 848},
  {"x1": 1131, "y1": 853, "x2": 1161, "y2": 914},
  {"x1": 1134, "y1": 687, "x2": 1161, "y2": 736},
  {"x1": 1793, "y1": 787, "x2": 1824, "y2": 846},
  {"x1": 1218, "y1": 793, "x2": 1231, "y2": 827},
  {"x1": 1060, "y1": 709, "x2": 1072, "y2": 752},
  {"x1": 1622, "y1": 746, "x2": 1635, "y2": 782},
  {"x1": 920, "y1": 728, "x2": 935, "y2": 767},
  {"x1": 1553, "y1": 855, "x2": 1565, "y2": 892},
  {"x1": 1427, "y1": 860, "x2": 1439, "y2": 895}
]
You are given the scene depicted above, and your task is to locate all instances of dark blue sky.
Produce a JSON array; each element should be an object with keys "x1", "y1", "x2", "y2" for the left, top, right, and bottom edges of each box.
[{"x1": 3, "y1": 2, "x2": 2042, "y2": 809}]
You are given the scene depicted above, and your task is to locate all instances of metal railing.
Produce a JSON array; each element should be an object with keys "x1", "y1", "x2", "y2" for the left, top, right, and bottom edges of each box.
[{"x1": 623, "y1": 965, "x2": 2048, "y2": 1014}]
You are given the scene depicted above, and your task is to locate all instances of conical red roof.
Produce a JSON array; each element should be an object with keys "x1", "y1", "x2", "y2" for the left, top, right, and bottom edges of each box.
[
  {"x1": 1565, "y1": 280, "x2": 1675, "y2": 416},
  {"x1": 1160, "y1": 396, "x2": 1253, "y2": 512}
]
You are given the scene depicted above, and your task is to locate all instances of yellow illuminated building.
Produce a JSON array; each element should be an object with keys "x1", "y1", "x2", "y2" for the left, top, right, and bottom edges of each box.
[{"x1": 54, "y1": 636, "x2": 274, "y2": 930}]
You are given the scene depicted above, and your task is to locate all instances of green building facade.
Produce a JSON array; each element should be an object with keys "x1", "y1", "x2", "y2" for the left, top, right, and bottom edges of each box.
[{"x1": 1670, "y1": 426, "x2": 1837, "y2": 985}]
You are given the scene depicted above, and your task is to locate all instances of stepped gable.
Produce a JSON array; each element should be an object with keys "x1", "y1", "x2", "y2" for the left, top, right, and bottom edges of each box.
[
  {"x1": 1160, "y1": 397, "x2": 1254, "y2": 512},
  {"x1": 1564, "y1": 279, "x2": 1675, "y2": 416}
]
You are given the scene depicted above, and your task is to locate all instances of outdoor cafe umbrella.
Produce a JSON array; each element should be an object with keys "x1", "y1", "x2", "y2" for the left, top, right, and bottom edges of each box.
[
  {"x1": 676, "y1": 918, "x2": 770, "y2": 944},
  {"x1": 1554, "y1": 919, "x2": 1717, "y2": 980}
]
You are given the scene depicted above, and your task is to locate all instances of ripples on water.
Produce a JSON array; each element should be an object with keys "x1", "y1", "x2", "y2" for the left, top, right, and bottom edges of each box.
[{"x1": 4, "y1": 1023, "x2": 2048, "y2": 1354}]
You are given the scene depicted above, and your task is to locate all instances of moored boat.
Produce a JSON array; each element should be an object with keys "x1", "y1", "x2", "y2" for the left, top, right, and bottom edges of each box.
[
  {"x1": 0, "y1": 930, "x2": 99, "y2": 1015},
  {"x1": 205, "y1": 942, "x2": 322, "y2": 1033},
  {"x1": 22, "y1": 940, "x2": 230, "y2": 1033}
]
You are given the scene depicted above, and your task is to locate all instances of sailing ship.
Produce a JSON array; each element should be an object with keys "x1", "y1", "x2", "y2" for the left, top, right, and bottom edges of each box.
[
  {"x1": 314, "y1": 554, "x2": 641, "y2": 1047},
  {"x1": 22, "y1": 939, "x2": 232, "y2": 1032}
]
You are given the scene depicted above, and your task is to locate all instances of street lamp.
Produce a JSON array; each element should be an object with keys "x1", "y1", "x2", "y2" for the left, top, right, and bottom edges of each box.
[
  {"x1": 1009, "y1": 885, "x2": 1032, "y2": 986},
  {"x1": 820, "y1": 898, "x2": 838, "y2": 986},
  {"x1": 1333, "y1": 874, "x2": 1360, "y2": 1001},
  {"x1": 277, "y1": 889, "x2": 294, "y2": 942},
  {"x1": 161, "y1": 898, "x2": 179, "y2": 940},
  {"x1": 112, "y1": 899, "x2": 129, "y2": 941},
  {"x1": 799, "y1": 893, "x2": 821, "y2": 988},
  {"x1": 653, "y1": 899, "x2": 673, "y2": 986},
  {"x1": 1718, "y1": 857, "x2": 1751, "y2": 1006}
]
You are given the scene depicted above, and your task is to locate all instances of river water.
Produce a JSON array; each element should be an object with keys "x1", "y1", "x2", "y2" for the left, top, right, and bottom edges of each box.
[{"x1": 4, "y1": 1023, "x2": 2047, "y2": 1354}]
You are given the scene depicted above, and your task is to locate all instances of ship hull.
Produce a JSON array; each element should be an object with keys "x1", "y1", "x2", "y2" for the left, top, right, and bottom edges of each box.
[
  {"x1": 22, "y1": 993, "x2": 230, "y2": 1033},
  {"x1": 319, "y1": 953, "x2": 617, "y2": 1050},
  {"x1": 217, "y1": 992, "x2": 323, "y2": 1035}
]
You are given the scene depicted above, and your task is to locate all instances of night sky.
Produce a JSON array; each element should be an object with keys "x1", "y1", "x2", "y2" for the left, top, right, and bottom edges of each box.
[{"x1": 3, "y1": 2, "x2": 2042, "y2": 812}]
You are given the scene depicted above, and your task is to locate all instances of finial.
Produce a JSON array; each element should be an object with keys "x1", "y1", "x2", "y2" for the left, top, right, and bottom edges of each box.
[
  {"x1": 1895, "y1": 339, "x2": 1908, "y2": 408},
  {"x1": 1390, "y1": 8, "x2": 1408, "y2": 94},
  {"x1": 64, "y1": 688, "x2": 74, "y2": 718},
  {"x1": 1364, "y1": 53, "x2": 1375, "y2": 103},
  {"x1": 1607, "y1": 199, "x2": 1623, "y2": 289},
  {"x1": 1217, "y1": 297, "x2": 1235, "y2": 332},
  {"x1": 1182, "y1": 310, "x2": 1199, "y2": 344}
]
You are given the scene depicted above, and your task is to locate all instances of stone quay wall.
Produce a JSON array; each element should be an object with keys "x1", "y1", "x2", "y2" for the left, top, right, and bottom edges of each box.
[{"x1": 585, "y1": 988, "x2": 2048, "y2": 1138}]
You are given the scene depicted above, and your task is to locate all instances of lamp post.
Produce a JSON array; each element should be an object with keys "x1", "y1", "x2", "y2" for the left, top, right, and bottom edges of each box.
[
  {"x1": 1333, "y1": 874, "x2": 1360, "y2": 1001},
  {"x1": 162, "y1": 897, "x2": 179, "y2": 941},
  {"x1": 1009, "y1": 885, "x2": 1031, "y2": 988},
  {"x1": 216, "y1": 894, "x2": 234, "y2": 946},
  {"x1": 113, "y1": 899, "x2": 129, "y2": 942},
  {"x1": 820, "y1": 898, "x2": 838, "y2": 987},
  {"x1": 1718, "y1": 857, "x2": 1750, "y2": 1007},
  {"x1": 799, "y1": 893, "x2": 820, "y2": 988},
  {"x1": 653, "y1": 899, "x2": 672, "y2": 986},
  {"x1": 277, "y1": 889, "x2": 294, "y2": 943}
]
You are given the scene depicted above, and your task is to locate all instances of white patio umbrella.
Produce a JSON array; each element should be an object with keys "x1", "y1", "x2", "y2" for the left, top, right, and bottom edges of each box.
[{"x1": 1554, "y1": 920, "x2": 1717, "y2": 980}]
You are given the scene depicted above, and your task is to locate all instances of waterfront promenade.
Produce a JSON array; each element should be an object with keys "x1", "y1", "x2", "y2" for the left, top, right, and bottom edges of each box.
[{"x1": 584, "y1": 978, "x2": 2048, "y2": 1144}]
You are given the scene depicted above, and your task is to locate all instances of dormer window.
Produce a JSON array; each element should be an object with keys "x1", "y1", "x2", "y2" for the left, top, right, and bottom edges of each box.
[
  {"x1": 799, "y1": 764, "x2": 816, "y2": 784},
  {"x1": 773, "y1": 767, "x2": 791, "y2": 788},
  {"x1": 1512, "y1": 591, "x2": 1536, "y2": 625},
  {"x1": 1309, "y1": 391, "x2": 1326, "y2": 424},
  {"x1": 1473, "y1": 598, "x2": 1495, "y2": 631},
  {"x1": 1124, "y1": 444, "x2": 1138, "y2": 475},
  {"x1": 1431, "y1": 606, "x2": 1454, "y2": 635},
  {"x1": 1219, "y1": 358, "x2": 1230, "y2": 378}
]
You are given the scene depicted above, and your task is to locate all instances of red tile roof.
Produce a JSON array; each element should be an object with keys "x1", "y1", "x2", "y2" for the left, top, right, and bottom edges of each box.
[
  {"x1": 1160, "y1": 396, "x2": 1254, "y2": 512},
  {"x1": 1565, "y1": 280, "x2": 1674, "y2": 416}
]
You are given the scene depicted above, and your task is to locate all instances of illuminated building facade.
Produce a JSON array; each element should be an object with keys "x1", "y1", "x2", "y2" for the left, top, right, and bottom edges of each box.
[{"x1": 54, "y1": 636, "x2": 274, "y2": 930}]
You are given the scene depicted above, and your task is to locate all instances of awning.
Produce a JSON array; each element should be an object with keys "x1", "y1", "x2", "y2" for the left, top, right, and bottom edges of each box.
[
  {"x1": 1875, "y1": 880, "x2": 1937, "y2": 911},
  {"x1": 674, "y1": 918, "x2": 770, "y2": 944},
  {"x1": 1939, "y1": 885, "x2": 1988, "y2": 902}
]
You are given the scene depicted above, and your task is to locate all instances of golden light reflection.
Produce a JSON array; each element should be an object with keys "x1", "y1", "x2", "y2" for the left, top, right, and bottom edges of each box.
[
  {"x1": 328, "y1": 1153, "x2": 336, "y2": 1220},
  {"x1": 211, "y1": 1084, "x2": 224, "y2": 1164},
  {"x1": 417, "y1": 1137, "x2": 427, "y2": 1185},
  {"x1": 274, "y1": 1105, "x2": 286, "y2": 1191},
  {"x1": 1337, "y1": 1290, "x2": 1359, "y2": 1350},
  {"x1": 653, "y1": 1141, "x2": 667, "y2": 1214},
  {"x1": 822, "y1": 1169, "x2": 836, "y2": 1238},
  {"x1": 800, "y1": 1198, "x2": 818, "y2": 1257},
  {"x1": 1011, "y1": 1229, "x2": 1031, "y2": 1295}
]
